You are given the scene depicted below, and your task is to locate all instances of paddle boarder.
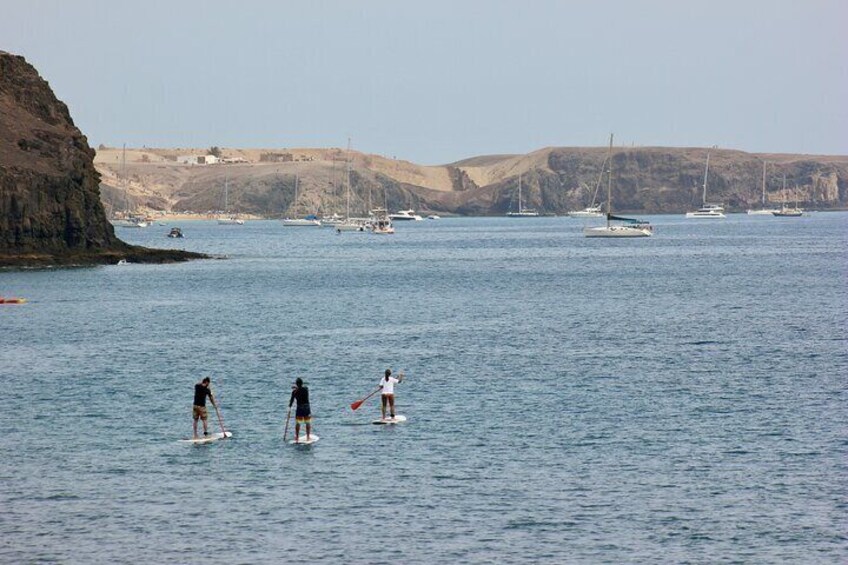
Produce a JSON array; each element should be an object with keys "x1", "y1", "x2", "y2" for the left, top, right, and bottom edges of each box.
[
  {"x1": 379, "y1": 369, "x2": 404, "y2": 421},
  {"x1": 289, "y1": 378, "x2": 312, "y2": 443},
  {"x1": 192, "y1": 377, "x2": 217, "y2": 438}
]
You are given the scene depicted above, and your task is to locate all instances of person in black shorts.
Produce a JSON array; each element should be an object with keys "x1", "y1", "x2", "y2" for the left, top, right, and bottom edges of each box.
[
  {"x1": 192, "y1": 377, "x2": 217, "y2": 438},
  {"x1": 289, "y1": 378, "x2": 312, "y2": 442}
]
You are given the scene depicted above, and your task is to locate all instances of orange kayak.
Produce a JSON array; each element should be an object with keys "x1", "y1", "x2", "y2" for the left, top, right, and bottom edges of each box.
[{"x1": 0, "y1": 297, "x2": 27, "y2": 304}]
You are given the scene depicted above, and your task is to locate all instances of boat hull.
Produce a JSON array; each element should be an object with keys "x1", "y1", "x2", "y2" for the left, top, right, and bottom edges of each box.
[
  {"x1": 281, "y1": 219, "x2": 321, "y2": 226},
  {"x1": 685, "y1": 211, "x2": 726, "y2": 219},
  {"x1": 583, "y1": 226, "x2": 652, "y2": 238}
]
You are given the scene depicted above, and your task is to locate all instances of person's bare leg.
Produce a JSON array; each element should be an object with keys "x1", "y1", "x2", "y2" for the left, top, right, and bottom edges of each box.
[
  {"x1": 389, "y1": 396, "x2": 395, "y2": 419},
  {"x1": 202, "y1": 416, "x2": 208, "y2": 436},
  {"x1": 294, "y1": 422, "x2": 301, "y2": 442},
  {"x1": 306, "y1": 422, "x2": 311, "y2": 441},
  {"x1": 381, "y1": 396, "x2": 387, "y2": 419},
  {"x1": 193, "y1": 416, "x2": 198, "y2": 438}
]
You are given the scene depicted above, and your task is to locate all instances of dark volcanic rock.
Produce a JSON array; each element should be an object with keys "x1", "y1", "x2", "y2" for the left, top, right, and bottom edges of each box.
[{"x1": 0, "y1": 51, "x2": 205, "y2": 266}]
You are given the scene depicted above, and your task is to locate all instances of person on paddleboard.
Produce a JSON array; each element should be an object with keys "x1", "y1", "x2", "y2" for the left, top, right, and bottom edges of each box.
[
  {"x1": 289, "y1": 378, "x2": 312, "y2": 443},
  {"x1": 192, "y1": 377, "x2": 217, "y2": 438},
  {"x1": 379, "y1": 369, "x2": 404, "y2": 420}
]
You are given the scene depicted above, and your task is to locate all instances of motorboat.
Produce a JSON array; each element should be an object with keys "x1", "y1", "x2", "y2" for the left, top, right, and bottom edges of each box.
[
  {"x1": 217, "y1": 217, "x2": 244, "y2": 225},
  {"x1": 427, "y1": 214, "x2": 441, "y2": 220},
  {"x1": 112, "y1": 216, "x2": 149, "y2": 228},
  {"x1": 685, "y1": 204, "x2": 726, "y2": 219},
  {"x1": 167, "y1": 227, "x2": 184, "y2": 238},
  {"x1": 389, "y1": 209, "x2": 423, "y2": 221},
  {"x1": 336, "y1": 218, "x2": 369, "y2": 232},
  {"x1": 568, "y1": 205, "x2": 604, "y2": 218},
  {"x1": 369, "y1": 208, "x2": 395, "y2": 234},
  {"x1": 282, "y1": 215, "x2": 321, "y2": 227}
]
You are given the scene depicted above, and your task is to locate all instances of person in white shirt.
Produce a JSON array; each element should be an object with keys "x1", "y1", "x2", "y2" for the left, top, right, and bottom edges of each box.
[{"x1": 379, "y1": 368, "x2": 404, "y2": 420}]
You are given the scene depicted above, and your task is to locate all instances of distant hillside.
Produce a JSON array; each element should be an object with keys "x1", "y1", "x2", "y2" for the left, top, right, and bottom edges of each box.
[{"x1": 94, "y1": 145, "x2": 848, "y2": 217}]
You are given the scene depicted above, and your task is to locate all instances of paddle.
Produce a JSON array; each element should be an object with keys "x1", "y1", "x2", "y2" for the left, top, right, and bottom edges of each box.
[
  {"x1": 350, "y1": 386, "x2": 381, "y2": 411},
  {"x1": 283, "y1": 405, "x2": 293, "y2": 441},
  {"x1": 212, "y1": 401, "x2": 231, "y2": 438}
]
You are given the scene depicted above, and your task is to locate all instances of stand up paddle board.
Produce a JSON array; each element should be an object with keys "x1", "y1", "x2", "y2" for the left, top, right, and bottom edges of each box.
[
  {"x1": 289, "y1": 434, "x2": 320, "y2": 445},
  {"x1": 180, "y1": 431, "x2": 232, "y2": 444},
  {"x1": 372, "y1": 415, "x2": 407, "y2": 425}
]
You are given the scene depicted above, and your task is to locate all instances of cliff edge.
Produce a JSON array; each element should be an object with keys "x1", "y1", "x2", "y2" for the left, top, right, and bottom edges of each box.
[{"x1": 0, "y1": 51, "x2": 205, "y2": 266}]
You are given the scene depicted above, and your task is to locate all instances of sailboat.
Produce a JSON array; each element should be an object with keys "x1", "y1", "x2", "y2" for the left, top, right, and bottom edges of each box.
[
  {"x1": 772, "y1": 175, "x2": 803, "y2": 217},
  {"x1": 568, "y1": 157, "x2": 606, "y2": 218},
  {"x1": 583, "y1": 134, "x2": 653, "y2": 238},
  {"x1": 685, "y1": 151, "x2": 725, "y2": 218},
  {"x1": 506, "y1": 174, "x2": 539, "y2": 217},
  {"x1": 747, "y1": 161, "x2": 779, "y2": 215},
  {"x1": 332, "y1": 140, "x2": 369, "y2": 232},
  {"x1": 282, "y1": 174, "x2": 321, "y2": 226},
  {"x1": 112, "y1": 144, "x2": 148, "y2": 228},
  {"x1": 217, "y1": 176, "x2": 244, "y2": 225}
]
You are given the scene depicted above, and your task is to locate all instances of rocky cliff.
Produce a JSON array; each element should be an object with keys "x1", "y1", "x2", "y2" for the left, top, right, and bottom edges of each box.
[{"x1": 0, "y1": 51, "x2": 204, "y2": 266}]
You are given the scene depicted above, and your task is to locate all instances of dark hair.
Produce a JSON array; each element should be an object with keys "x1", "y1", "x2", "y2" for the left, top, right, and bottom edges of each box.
[
  {"x1": 202, "y1": 377, "x2": 210, "y2": 384},
  {"x1": 295, "y1": 378, "x2": 303, "y2": 387},
  {"x1": 385, "y1": 369, "x2": 392, "y2": 378}
]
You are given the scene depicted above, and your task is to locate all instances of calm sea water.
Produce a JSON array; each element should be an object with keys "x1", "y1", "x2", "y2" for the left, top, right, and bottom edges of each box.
[{"x1": 1, "y1": 214, "x2": 846, "y2": 564}]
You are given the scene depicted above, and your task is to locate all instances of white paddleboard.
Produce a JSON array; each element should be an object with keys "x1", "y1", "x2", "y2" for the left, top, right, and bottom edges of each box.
[
  {"x1": 290, "y1": 434, "x2": 320, "y2": 445},
  {"x1": 180, "y1": 431, "x2": 232, "y2": 444},
  {"x1": 372, "y1": 415, "x2": 407, "y2": 425}
]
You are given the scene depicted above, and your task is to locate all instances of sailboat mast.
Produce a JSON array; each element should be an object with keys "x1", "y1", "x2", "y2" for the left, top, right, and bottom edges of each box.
[
  {"x1": 606, "y1": 133, "x2": 613, "y2": 228},
  {"x1": 122, "y1": 143, "x2": 128, "y2": 215},
  {"x1": 518, "y1": 174, "x2": 522, "y2": 213},
  {"x1": 761, "y1": 161, "x2": 767, "y2": 206},
  {"x1": 346, "y1": 138, "x2": 352, "y2": 218},
  {"x1": 702, "y1": 152, "x2": 710, "y2": 205}
]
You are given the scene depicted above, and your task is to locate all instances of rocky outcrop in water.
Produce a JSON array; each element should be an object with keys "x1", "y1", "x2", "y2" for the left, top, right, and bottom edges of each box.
[{"x1": 0, "y1": 51, "x2": 205, "y2": 266}]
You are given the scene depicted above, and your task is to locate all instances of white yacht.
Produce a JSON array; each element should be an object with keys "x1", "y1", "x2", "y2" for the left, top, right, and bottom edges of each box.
[
  {"x1": 389, "y1": 209, "x2": 423, "y2": 221},
  {"x1": 568, "y1": 205, "x2": 604, "y2": 218},
  {"x1": 583, "y1": 134, "x2": 653, "y2": 238},
  {"x1": 427, "y1": 214, "x2": 441, "y2": 220},
  {"x1": 112, "y1": 217, "x2": 149, "y2": 228},
  {"x1": 282, "y1": 215, "x2": 321, "y2": 227},
  {"x1": 686, "y1": 204, "x2": 726, "y2": 219},
  {"x1": 506, "y1": 174, "x2": 539, "y2": 217},
  {"x1": 685, "y1": 152, "x2": 726, "y2": 219},
  {"x1": 370, "y1": 208, "x2": 395, "y2": 234}
]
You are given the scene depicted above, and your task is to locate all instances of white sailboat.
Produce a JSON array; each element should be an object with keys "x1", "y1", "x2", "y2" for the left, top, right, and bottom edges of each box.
[
  {"x1": 217, "y1": 176, "x2": 244, "y2": 225},
  {"x1": 112, "y1": 144, "x2": 148, "y2": 228},
  {"x1": 773, "y1": 175, "x2": 803, "y2": 217},
  {"x1": 747, "y1": 161, "x2": 779, "y2": 215},
  {"x1": 686, "y1": 151, "x2": 725, "y2": 218},
  {"x1": 282, "y1": 174, "x2": 321, "y2": 226},
  {"x1": 569, "y1": 158, "x2": 606, "y2": 218},
  {"x1": 583, "y1": 134, "x2": 653, "y2": 238},
  {"x1": 335, "y1": 145, "x2": 370, "y2": 232},
  {"x1": 506, "y1": 174, "x2": 540, "y2": 217}
]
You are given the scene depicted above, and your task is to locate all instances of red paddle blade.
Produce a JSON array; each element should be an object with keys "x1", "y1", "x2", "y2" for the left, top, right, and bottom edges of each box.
[{"x1": 350, "y1": 399, "x2": 364, "y2": 411}]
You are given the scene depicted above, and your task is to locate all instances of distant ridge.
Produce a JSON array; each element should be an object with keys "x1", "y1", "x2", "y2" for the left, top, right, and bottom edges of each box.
[{"x1": 96, "y1": 145, "x2": 848, "y2": 217}]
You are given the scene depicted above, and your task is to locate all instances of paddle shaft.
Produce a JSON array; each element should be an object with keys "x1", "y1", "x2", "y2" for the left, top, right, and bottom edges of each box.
[
  {"x1": 213, "y1": 402, "x2": 227, "y2": 436},
  {"x1": 283, "y1": 405, "x2": 293, "y2": 440},
  {"x1": 351, "y1": 386, "x2": 382, "y2": 411}
]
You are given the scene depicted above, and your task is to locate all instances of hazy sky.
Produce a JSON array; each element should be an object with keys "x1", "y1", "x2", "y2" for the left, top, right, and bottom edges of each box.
[{"x1": 2, "y1": 0, "x2": 845, "y2": 164}]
